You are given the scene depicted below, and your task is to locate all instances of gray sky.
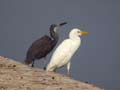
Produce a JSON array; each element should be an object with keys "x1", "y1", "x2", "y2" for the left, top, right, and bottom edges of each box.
[{"x1": 0, "y1": 0, "x2": 120, "y2": 90}]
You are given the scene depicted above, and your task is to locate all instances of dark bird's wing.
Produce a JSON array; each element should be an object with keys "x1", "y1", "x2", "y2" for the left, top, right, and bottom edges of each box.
[{"x1": 26, "y1": 35, "x2": 53, "y2": 61}]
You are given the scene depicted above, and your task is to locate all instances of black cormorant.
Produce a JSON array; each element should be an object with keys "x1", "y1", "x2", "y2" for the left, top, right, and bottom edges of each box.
[{"x1": 25, "y1": 22, "x2": 67, "y2": 67}]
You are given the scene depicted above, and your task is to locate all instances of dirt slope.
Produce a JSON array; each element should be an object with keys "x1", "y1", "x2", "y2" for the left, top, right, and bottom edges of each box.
[{"x1": 0, "y1": 56, "x2": 103, "y2": 90}]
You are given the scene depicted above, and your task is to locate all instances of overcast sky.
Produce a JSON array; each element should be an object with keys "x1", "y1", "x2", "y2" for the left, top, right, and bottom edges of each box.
[{"x1": 0, "y1": 0, "x2": 120, "y2": 90}]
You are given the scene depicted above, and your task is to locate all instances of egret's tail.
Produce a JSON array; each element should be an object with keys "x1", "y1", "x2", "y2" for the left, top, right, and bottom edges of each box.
[{"x1": 46, "y1": 65, "x2": 57, "y2": 72}]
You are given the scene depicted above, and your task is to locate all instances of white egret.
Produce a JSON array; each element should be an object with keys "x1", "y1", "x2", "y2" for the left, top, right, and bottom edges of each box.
[{"x1": 46, "y1": 28, "x2": 89, "y2": 76}]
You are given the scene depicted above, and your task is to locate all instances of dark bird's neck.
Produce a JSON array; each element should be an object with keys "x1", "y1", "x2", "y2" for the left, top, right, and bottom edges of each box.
[
  {"x1": 50, "y1": 28, "x2": 59, "y2": 47},
  {"x1": 51, "y1": 32, "x2": 59, "y2": 46}
]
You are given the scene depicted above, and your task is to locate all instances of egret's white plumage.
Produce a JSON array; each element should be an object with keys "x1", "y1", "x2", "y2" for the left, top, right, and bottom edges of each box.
[{"x1": 46, "y1": 28, "x2": 88, "y2": 76}]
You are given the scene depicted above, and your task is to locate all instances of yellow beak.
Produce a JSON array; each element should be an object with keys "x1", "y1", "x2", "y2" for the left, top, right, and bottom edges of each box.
[{"x1": 80, "y1": 31, "x2": 89, "y2": 35}]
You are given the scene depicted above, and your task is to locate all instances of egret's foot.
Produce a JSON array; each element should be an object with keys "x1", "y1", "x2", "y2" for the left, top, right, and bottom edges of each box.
[{"x1": 67, "y1": 73, "x2": 71, "y2": 78}]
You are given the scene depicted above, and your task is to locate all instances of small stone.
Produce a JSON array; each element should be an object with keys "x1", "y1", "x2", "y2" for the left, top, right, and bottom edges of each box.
[
  {"x1": 52, "y1": 77, "x2": 55, "y2": 79},
  {"x1": 13, "y1": 65, "x2": 16, "y2": 67}
]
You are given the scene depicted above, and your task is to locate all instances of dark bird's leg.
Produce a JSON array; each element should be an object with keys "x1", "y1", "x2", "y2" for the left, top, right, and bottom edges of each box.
[
  {"x1": 43, "y1": 57, "x2": 47, "y2": 70},
  {"x1": 31, "y1": 60, "x2": 35, "y2": 67},
  {"x1": 43, "y1": 67, "x2": 46, "y2": 70}
]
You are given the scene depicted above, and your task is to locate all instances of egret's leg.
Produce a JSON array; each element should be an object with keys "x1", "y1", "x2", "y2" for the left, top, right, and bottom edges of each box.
[{"x1": 67, "y1": 62, "x2": 71, "y2": 77}]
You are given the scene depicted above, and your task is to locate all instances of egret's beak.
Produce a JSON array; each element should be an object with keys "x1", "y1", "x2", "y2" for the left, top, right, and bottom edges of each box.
[
  {"x1": 58, "y1": 22, "x2": 67, "y2": 27},
  {"x1": 80, "y1": 31, "x2": 89, "y2": 35}
]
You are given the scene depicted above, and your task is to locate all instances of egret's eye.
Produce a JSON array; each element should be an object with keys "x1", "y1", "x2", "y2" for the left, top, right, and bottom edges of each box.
[{"x1": 77, "y1": 31, "x2": 80, "y2": 33}]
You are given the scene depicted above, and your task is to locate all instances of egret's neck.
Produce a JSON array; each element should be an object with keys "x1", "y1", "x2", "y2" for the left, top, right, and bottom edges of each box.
[
  {"x1": 69, "y1": 34, "x2": 81, "y2": 42},
  {"x1": 69, "y1": 34, "x2": 81, "y2": 52}
]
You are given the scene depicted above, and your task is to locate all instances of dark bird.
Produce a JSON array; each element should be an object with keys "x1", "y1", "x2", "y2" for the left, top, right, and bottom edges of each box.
[{"x1": 25, "y1": 22, "x2": 67, "y2": 67}]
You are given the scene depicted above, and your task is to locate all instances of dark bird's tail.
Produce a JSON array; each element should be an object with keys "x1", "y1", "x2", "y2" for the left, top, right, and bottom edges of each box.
[{"x1": 24, "y1": 59, "x2": 34, "y2": 67}]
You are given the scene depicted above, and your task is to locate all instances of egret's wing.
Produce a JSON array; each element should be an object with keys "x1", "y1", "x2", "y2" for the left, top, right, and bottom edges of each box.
[{"x1": 47, "y1": 39, "x2": 72, "y2": 71}]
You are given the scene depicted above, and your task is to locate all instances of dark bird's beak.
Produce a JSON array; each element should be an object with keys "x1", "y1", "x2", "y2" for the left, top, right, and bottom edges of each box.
[{"x1": 58, "y1": 22, "x2": 67, "y2": 26}]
